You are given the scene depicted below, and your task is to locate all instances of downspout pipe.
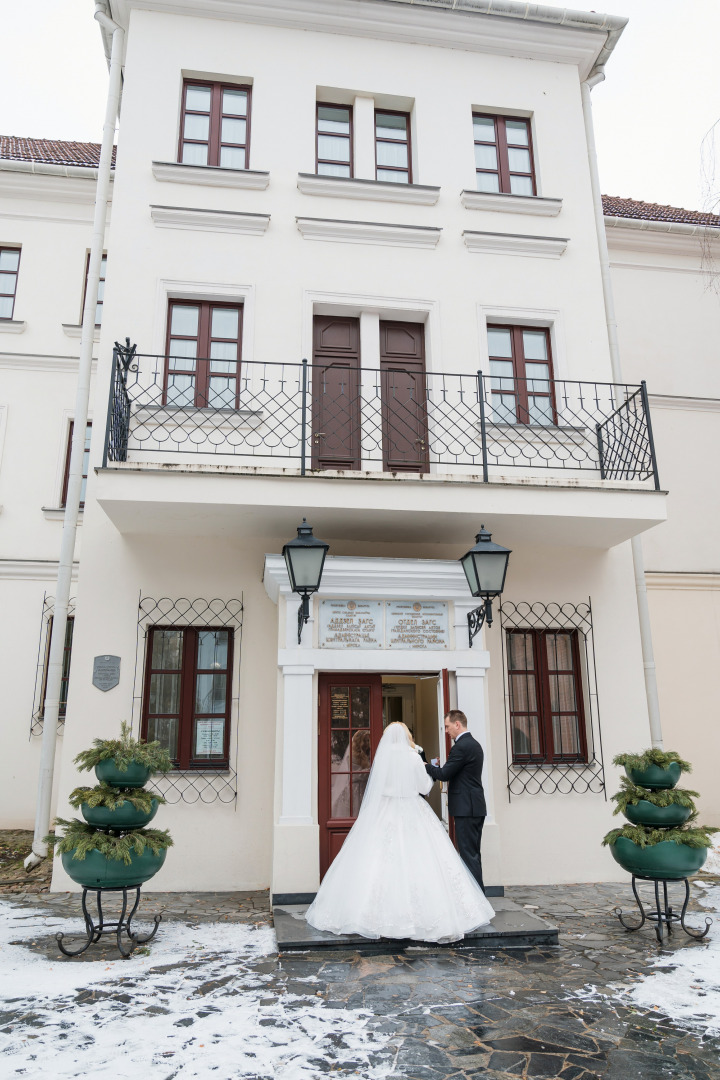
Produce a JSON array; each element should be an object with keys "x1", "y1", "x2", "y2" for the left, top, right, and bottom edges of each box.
[
  {"x1": 580, "y1": 71, "x2": 664, "y2": 750},
  {"x1": 25, "y1": 4, "x2": 124, "y2": 870}
]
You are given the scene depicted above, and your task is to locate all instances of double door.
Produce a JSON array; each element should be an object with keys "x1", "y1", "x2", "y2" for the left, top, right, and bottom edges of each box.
[{"x1": 312, "y1": 316, "x2": 429, "y2": 473}]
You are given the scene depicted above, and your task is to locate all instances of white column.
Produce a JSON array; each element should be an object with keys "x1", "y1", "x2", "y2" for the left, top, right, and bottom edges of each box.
[
  {"x1": 279, "y1": 664, "x2": 315, "y2": 824},
  {"x1": 455, "y1": 661, "x2": 493, "y2": 821},
  {"x1": 353, "y1": 95, "x2": 376, "y2": 180},
  {"x1": 359, "y1": 310, "x2": 382, "y2": 471}
]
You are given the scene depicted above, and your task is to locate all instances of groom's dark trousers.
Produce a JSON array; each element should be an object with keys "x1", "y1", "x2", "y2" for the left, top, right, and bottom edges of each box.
[{"x1": 425, "y1": 732, "x2": 487, "y2": 892}]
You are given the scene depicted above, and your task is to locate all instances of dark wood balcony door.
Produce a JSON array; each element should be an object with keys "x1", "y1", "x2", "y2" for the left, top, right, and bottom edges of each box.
[
  {"x1": 312, "y1": 316, "x2": 361, "y2": 470},
  {"x1": 318, "y1": 673, "x2": 383, "y2": 878},
  {"x1": 380, "y1": 320, "x2": 429, "y2": 473}
]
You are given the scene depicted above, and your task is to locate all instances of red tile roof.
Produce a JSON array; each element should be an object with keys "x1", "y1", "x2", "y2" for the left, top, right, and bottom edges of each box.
[
  {"x1": 0, "y1": 136, "x2": 116, "y2": 169},
  {"x1": 602, "y1": 194, "x2": 719, "y2": 228}
]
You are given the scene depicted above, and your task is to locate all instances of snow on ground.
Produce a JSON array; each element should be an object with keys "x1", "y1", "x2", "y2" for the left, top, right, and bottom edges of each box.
[{"x1": 0, "y1": 901, "x2": 394, "y2": 1079}]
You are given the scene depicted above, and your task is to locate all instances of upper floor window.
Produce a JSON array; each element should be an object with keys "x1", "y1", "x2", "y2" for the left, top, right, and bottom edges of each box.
[
  {"x1": 0, "y1": 247, "x2": 21, "y2": 319},
  {"x1": 375, "y1": 110, "x2": 411, "y2": 184},
  {"x1": 507, "y1": 629, "x2": 588, "y2": 764},
  {"x1": 83, "y1": 253, "x2": 106, "y2": 326},
  {"x1": 178, "y1": 80, "x2": 251, "y2": 169},
  {"x1": 473, "y1": 115, "x2": 535, "y2": 196},
  {"x1": 62, "y1": 421, "x2": 92, "y2": 508},
  {"x1": 487, "y1": 325, "x2": 554, "y2": 426},
  {"x1": 165, "y1": 299, "x2": 243, "y2": 408},
  {"x1": 142, "y1": 626, "x2": 233, "y2": 769},
  {"x1": 316, "y1": 104, "x2": 353, "y2": 177}
]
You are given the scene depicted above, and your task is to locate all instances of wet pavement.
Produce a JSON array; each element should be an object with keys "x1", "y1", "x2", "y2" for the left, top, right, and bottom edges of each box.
[{"x1": 1, "y1": 876, "x2": 719, "y2": 1078}]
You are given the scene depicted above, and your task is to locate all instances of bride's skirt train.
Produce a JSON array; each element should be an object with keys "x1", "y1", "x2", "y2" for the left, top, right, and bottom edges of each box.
[{"x1": 306, "y1": 795, "x2": 495, "y2": 942}]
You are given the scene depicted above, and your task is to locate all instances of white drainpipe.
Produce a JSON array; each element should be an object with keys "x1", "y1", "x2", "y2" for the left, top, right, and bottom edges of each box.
[
  {"x1": 581, "y1": 72, "x2": 664, "y2": 750},
  {"x1": 25, "y1": 3, "x2": 124, "y2": 869}
]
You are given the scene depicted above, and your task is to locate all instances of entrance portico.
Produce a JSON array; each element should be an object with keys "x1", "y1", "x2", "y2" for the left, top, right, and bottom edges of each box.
[{"x1": 263, "y1": 555, "x2": 497, "y2": 901}]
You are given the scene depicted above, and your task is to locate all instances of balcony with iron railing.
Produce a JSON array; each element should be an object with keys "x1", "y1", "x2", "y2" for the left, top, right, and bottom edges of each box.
[{"x1": 103, "y1": 340, "x2": 660, "y2": 488}]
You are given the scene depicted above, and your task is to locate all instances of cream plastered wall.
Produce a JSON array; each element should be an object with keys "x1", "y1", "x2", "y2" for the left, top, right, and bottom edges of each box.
[
  {"x1": 0, "y1": 172, "x2": 101, "y2": 827},
  {"x1": 608, "y1": 228, "x2": 720, "y2": 826}
]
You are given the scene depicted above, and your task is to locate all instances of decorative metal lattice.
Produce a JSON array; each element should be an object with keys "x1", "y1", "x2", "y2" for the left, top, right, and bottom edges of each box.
[
  {"x1": 132, "y1": 594, "x2": 244, "y2": 805},
  {"x1": 103, "y1": 345, "x2": 660, "y2": 488},
  {"x1": 499, "y1": 600, "x2": 606, "y2": 798},
  {"x1": 30, "y1": 594, "x2": 76, "y2": 736}
]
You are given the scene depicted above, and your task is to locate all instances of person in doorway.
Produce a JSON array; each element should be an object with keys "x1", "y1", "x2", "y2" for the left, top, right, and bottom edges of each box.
[
  {"x1": 305, "y1": 722, "x2": 494, "y2": 942},
  {"x1": 425, "y1": 710, "x2": 487, "y2": 893}
]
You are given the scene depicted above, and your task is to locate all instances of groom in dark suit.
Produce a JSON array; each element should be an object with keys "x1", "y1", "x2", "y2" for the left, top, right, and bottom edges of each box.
[{"x1": 425, "y1": 709, "x2": 487, "y2": 893}]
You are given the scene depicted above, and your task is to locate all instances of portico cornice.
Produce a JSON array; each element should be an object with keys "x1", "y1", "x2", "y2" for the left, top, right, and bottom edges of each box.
[{"x1": 108, "y1": 0, "x2": 624, "y2": 78}]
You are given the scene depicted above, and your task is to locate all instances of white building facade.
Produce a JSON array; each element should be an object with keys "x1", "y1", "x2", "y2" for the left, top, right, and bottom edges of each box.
[{"x1": 1, "y1": 0, "x2": 717, "y2": 896}]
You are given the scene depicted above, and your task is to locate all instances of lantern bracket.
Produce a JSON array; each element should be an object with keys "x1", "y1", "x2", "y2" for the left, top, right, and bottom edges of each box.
[{"x1": 468, "y1": 597, "x2": 494, "y2": 648}]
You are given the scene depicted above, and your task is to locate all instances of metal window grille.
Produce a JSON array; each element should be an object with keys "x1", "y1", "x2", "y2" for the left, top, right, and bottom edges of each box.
[
  {"x1": 30, "y1": 594, "x2": 76, "y2": 736},
  {"x1": 133, "y1": 594, "x2": 244, "y2": 805},
  {"x1": 499, "y1": 600, "x2": 606, "y2": 798}
]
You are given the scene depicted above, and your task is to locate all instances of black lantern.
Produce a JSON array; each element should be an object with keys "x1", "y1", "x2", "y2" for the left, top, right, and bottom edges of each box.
[
  {"x1": 282, "y1": 519, "x2": 329, "y2": 643},
  {"x1": 460, "y1": 525, "x2": 511, "y2": 647}
]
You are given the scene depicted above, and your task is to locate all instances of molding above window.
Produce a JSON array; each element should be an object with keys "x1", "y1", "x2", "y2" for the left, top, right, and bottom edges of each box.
[
  {"x1": 296, "y1": 216, "x2": 441, "y2": 249},
  {"x1": 150, "y1": 205, "x2": 270, "y2": 234},
  {"x1": 0, "y1": 320, "x2": 26, "y2": 334},
  {"x1": 152, "y1": 161, "x2": 269, "y2": 190},
  {"x1": 461, "y1": 190, "x2": 562, "y2": 216},
  {"x1": 0, "y1": 352, "x2": 95, "y2": 374},
  {"x1": 645, "y1": 572, "x2": 720, "y2": 592},
  {"x1": 62, "y1": 323, "x2": 100, "y2": 342},
  {"x1": 0, "y1": 558, "x2": 78, "y2": 581},
  {"x1": 649, "y1": 393, "x2": 720, "y2": 414},
  {"x1": 297, "y1": 172, "x2": 439, "y2": 205},
  {"x1": 42, "y1": 507, "x2": 83, "y2": 521},
  {"x1": 463, "y1": 230, "x2": 568, "y2": 259}
]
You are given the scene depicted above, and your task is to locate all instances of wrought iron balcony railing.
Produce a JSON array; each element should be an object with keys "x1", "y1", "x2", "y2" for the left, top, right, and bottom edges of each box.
[{"x1": 103, "y1": 341, "x2": 660, "y2": 489}]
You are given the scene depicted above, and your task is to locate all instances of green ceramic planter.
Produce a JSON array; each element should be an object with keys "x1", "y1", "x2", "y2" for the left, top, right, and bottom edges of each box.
[
  {"x1": 95, "y1": 760, "x2": 152, "y2": 788},
  {"x1": 610, "y1": 836, "x2": 707, "y2": 880},
  {"x1": 624, "y1": 800, "x2": 692, "y2": 827},
  {"x1": 81, "y1": 799, "x2": 158, "y2": 830},
  {"x1": 625, "y1": 762, "x2": 682, "y2": 789},
  {"x1": 61, "y1": 845, "x2": 167, "y2": 889}
]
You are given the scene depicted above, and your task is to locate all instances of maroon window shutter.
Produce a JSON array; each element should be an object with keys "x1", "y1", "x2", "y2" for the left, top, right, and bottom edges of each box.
[
  {"x1": 379, "y1": 321, "x2": 428, "y2": 473},
  {"x1": 311, "y1": 315, "x2": 361, "y2": 471}
]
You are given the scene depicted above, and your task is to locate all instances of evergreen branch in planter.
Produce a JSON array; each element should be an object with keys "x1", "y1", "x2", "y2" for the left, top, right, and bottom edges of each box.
[
  {"x1": 74, "y1": 722, "x2": 173, "y2": 775},
  {"x1": 45, "y1": 818, "x2": 174, "y2": 865},
  {"x1": 68, "y1": 784, "x2": 166, "y2": 812},
  {"x1": 602, "y1": 823, "x2": 719, "y2": 849},
  {"x1": 611, "y1": 778, "x2": 700, "y2": 816},
  {"x1": 612, "y1": 748, "x2": 692, "y2": 773}
]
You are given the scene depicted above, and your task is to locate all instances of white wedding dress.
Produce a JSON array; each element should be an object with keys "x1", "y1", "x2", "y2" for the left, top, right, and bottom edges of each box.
[{"x1": 306, "y1": 723, "x2": 495, "y2": 942}]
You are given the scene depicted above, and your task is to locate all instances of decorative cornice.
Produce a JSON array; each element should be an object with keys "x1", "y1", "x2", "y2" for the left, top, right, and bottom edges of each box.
[
  {"x1": 62, "y1": 324, "x2": 101, "y2": 342},
  {"x1": 463, "y1": 230, "x2": 568, "y2": 258},
  {"x1": 0, "y1": 165, "x2": 106, "y2": 206},
  {"x1": 646, "y1": 572, "x2": 720, "y2": 591},
  {"x1": 461, "y1": 190, "x2": 562, "y2": 217},
  {"x1": 0, "y1": 559, "x2": 78, "y2": 581},
  {"x1": 604, "y1": 216, "x2": 717, "y2": 258},
  {"x1": 263, "y1": 553, "x2": 473, "y2": 604},
  {"x1": 152, "y1": 161, "x2": 270, "y2": 190},
  {"x1": 0, "y1": 352, "x2": 96, "y2": 374},
  {"x1": 150, "y1": 204, "x2": 270, "y2": 234},
  {"x1": 296, "y1": 216, "x2": 441, "y2": 248},
  {"x1": 0, "y1": 320, "x2": 26, "y2": 334},
  {"x1": 649, "y1": 394, "x2": 720, "y2": 414},
  {"x1": 297, "y1": 172, "x2": 440, "y2": 205}
]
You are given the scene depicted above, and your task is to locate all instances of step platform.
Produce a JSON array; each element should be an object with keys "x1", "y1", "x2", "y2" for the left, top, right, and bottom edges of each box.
[{"x1": 273, "y1": 896, "x2": 557, "y2": 953}]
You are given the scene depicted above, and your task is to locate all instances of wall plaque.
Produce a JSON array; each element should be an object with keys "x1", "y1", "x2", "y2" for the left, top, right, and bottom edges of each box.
[
  {"x1": 319, "y1": 600, "x2": 383, "y2": 649},
  {"x1": 386, "y1": 602, "x2": 449, "y2": 650},
  {"x1": 92, "y1": 655, "x2": 121, "y2": 692}
]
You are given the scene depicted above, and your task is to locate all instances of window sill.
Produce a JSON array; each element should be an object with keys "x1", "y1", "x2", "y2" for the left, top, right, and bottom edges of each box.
[
  {"x1": 152, "y1": 161, "x2": 270, "y2": 190},
  {"x1": 297, "y1": 172, "x2": 440, "y2": 206},
  {"x1": 62, "y1": 324, "x2": 100, "y2": 342},
  {"x1": 42, "y1": 506, "x2": 83, "y2": 521},
  {"x1": 463, "y1": 230, "x2": 568, "y2": 258},
  {"x1": 296, "y1": 216, "x2": 442, "y2": 249},
  {"x1": 150, "y1": 205, "x2": 270, "y2": 235},
  {"x1": 510, "y1": 761, "x2": 590, "y2": 769},
  {"x1": 461, "y1": 190, "x2": 562, "y2": 217},
  {"x1": 0, "y1": 319, "x2": 26, "y2": 334}
]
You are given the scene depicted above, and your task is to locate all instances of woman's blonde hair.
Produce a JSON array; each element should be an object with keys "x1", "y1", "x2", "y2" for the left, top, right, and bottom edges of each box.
[{"x1": 385, "y1": 721, "x2": 415, "y2": 749}]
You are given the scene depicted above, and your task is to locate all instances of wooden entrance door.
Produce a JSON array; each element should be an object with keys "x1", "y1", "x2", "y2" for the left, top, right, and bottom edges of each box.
[
  {"x1": 312, "y1": 315, "x2": 361, "y2": 470},
  {"x1": 379, "y1": 320, "x2": 429, "y2": 473},
  {"x1": 318, "y1": 673, "x2": 383, "y2": 878}
]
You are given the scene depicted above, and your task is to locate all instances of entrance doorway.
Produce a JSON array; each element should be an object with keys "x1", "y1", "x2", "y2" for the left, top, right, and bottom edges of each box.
[{"x1": 318, "y1": 672, "x2": 441, "y2": 878}]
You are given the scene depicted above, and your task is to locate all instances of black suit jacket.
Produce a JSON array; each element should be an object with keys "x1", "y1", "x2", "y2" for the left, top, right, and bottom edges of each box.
[{"x1": 425, "y1": 732, "x2": 486, "y2": 817}]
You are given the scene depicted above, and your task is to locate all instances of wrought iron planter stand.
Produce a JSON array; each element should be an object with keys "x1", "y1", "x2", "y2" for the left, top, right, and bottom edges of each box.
[
  {"x1": 56, "y1": 884, "x2": 161, "y2": 958},
  {"x1": 614, "y1": 875, "x2": 712, "y2": 944}
]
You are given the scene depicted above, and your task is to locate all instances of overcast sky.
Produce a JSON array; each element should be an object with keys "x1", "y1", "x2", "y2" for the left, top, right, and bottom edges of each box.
[{"x1": 1, "y1": 0, "x2": 718, "y2": 212}]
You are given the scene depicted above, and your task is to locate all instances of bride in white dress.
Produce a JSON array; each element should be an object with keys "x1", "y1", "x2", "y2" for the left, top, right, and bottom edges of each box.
[{"x1": 306, "y1": 721, "x2": 495, "y2": 942}]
